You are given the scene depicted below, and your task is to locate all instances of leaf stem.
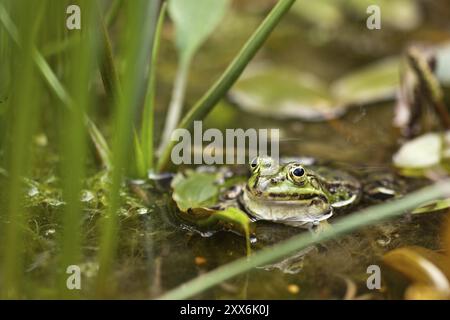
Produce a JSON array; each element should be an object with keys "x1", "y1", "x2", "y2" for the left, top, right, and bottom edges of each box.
[{"x1": 157, "y1": 59, "x2": 190, "y2": 156}]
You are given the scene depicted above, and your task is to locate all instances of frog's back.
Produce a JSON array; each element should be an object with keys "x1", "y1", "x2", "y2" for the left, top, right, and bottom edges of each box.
[{"x1": 309, "y1": 165, "x2": 362, "y2": 210}]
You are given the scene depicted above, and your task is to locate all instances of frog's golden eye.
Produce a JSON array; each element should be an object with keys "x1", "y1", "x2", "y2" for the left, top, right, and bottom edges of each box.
[{"x1": 288, "y1": 165, "x2": 306, "y2": 184}]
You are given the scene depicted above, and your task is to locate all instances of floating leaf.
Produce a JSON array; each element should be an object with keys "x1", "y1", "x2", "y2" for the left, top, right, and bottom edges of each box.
[
  {"x1": 231, "y1": 58, "x2": 400, "y2": 122},
  {"x1": 171, "y1": 170, "x2": 251, "y2": 254},
  {"x1": 230, "y1": 66, "x2": 340, "y2": 121},
  {"x1": 168, "y1": 0, "x2": 229, "y2": 63},
  {"x1": 331, "y1": 57, "x2": 400, "y2": 106},
  {"x1": 393, "y1": 132, "x2": 445, "y2": 169},
  {"x1": 171, "y1": 170, "x2": 220, "y2": 212}
]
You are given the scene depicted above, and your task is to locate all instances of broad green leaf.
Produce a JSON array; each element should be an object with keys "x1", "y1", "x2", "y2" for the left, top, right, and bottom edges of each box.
[
  {"x1": 230, "y1": 65, "x2": 340, "y2": 121},
  {"x1": 171, "y1": 170, "x2": 251, "y2": 254},
  {"x1": 168, "y1": 0, "x2": 229, "y2": 62},
  {"x1": 331, "y1": 57, "x2": 400, "y2": 106},
  {"x1": 171, "y1": 171, "x2": 220, "y2": 211}
]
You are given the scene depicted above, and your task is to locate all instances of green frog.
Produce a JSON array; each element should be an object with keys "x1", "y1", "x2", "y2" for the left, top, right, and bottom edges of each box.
[
  {"x1": 171, "y1": 156, "x2": 404, "y2": 231},
  {"x1": 236, "y1": 156, "x2": 361, "y2": 228}
]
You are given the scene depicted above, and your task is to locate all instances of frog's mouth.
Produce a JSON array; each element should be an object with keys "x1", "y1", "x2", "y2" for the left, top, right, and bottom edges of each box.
[
  {"x1": 240, "y1": 187, "x2": 332, "y2": 226},
  {"x1": 244, "y1": 185, "x2": 328, "y2": 203}
]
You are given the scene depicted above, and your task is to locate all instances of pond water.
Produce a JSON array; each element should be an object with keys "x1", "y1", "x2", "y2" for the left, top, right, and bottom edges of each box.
[{"x1": 126, "y1": 101, "x2": 444, "y2": 300}]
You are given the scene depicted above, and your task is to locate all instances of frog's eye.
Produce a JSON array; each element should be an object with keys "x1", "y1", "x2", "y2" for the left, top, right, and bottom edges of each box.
[
  {"x1": 289, "y1": 165, "x2": 306, "y2": 184},
  {"x1": 292, "y1": 167, "x2": 305, "y2": 177}
]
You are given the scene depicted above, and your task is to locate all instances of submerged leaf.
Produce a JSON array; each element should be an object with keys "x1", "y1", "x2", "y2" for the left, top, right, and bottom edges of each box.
[{"x1": 230, "y1": 65, "x2": 339, "y2": 121}]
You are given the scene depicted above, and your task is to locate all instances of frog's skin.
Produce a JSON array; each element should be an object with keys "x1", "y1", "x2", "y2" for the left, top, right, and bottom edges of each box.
[{"x1": 238, "y1": 157, "x2": 361, "y2": 227}]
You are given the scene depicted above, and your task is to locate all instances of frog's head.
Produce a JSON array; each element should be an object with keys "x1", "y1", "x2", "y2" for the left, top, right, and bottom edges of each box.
[{"x1": 242, "y1": 157, "x2": 332, "y2": 226}]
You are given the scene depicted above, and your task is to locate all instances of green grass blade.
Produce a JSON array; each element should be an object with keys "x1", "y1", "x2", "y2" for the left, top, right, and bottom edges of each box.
[
  {"x1": 99, "y1": 5, "x2": 122, "y2": 103},
  {"x1": 159, "y1": 181, "x2": 450, "y2": 299},
  {"x1": 95, "y1": 0, "x2": 160, "y2": 296},
  {"x1": 41, "y1": 1, "x2": 120, "y2": 58},
  {"x1": 87, "y1": 119, "x2": 112, "y2": 169},
  {"x1": 105, "y1": 0, "x2": 123, "y2": 27},
  {"x1": 0, "y1": 0, "x2": 46, "y2": 299},
  {"x1": 157, "y1": 59, "x2": 190, "y2": 156},
  {"x1": 133, "y1": 129, "x2": 146, "y2": 178},
  {"x1": 140, "y1": 1, "x2": 167, "y2": 174},
  {"x1": 57, "y1": 0, "x2": 98, "y2": 299},
  {"x1": 0, "y1": 4, "x2": 111, "y2": 169},
  {"x1": 157, "y1": 0, "x2": 297, "y2": 172}
]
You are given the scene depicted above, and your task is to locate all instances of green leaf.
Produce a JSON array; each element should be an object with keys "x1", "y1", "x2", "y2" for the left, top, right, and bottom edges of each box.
[
  {"x1": 171, "y1": 171, "x2": 220, "y2": 211},
  {"x1": 86, "y1": 119, "x2": 112, "y2": 170},
  {"x1": 171, "y1": 170, "x2": 252, "y2": 254},
  {"x1": 168, "y1": 0, "x2": 229, "y2": 62},
  {"x1": 229, "y1": 58, "x2": 400, "y2": 122}
]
